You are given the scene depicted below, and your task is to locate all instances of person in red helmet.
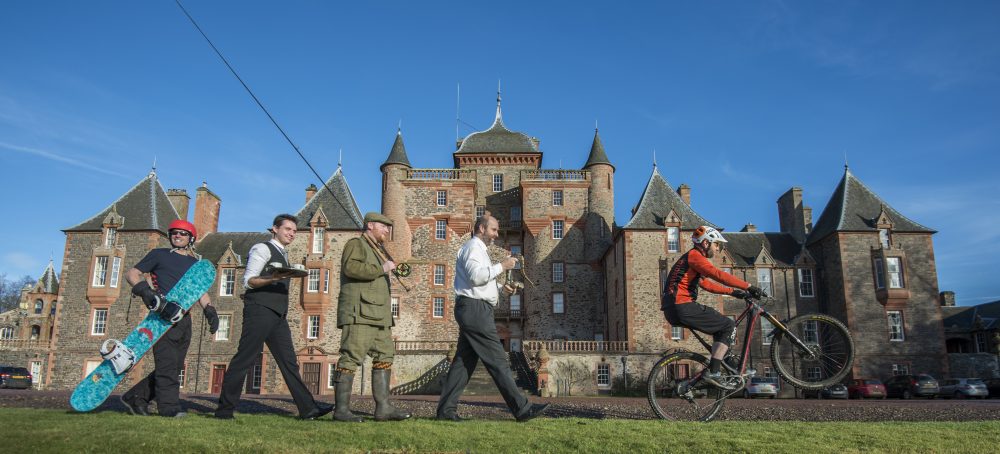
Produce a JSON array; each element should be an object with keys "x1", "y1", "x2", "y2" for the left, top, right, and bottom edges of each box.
[
  {"x1": 662, "y1": 226, "x2": 765, "y2": 390},
  {"x1": 120, "y1": 219, "x2": 219, "y2": 417}
]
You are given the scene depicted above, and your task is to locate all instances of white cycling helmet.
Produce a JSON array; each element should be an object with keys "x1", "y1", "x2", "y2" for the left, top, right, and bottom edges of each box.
[{"x1": 692, "y1": 226, "x2": 727, "y2": 243}]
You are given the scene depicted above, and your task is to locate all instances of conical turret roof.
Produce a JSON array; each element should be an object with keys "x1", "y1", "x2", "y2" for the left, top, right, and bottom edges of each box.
[
  {"x1": 583, "y1": 129, "x2": 613, "y2": 170},
  {"x1": 380, "y1": 131, "x2": 412, "y2": 170}
]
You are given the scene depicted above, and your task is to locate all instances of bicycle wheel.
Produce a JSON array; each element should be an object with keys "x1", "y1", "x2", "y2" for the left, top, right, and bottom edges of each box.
[
  {"x1": 646, "y1": 351, "x2": 726, "y2": 421},
  {"x1": 770, "y1": 313, "x2": 855, "y2": 390}
]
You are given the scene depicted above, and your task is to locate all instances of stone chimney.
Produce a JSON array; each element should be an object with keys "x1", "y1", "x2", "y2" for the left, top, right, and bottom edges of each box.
[
  {"x1": 305, "y1": 184, "x2": 317, "y2": 204},
  {"x1": 777, "y1": 187, "x2": 809, "y2": 244},
  {"x1": 940, "y1": 291, "x2": 956, "y2": 307},
  {"x1": 193, "y1": 182, "x2": 221, "y2": 240},
  {"x1": 740, "y1": 222, "x2": 757, "y2": 232},
  {"x1": 166, "y1": 189, "x2": 190, "y2": 220},
  {"x1": 803, "y1": 206, "x2": 813, "y2": 235},
  {"x1": 677, "y1": 184, "x2": 691, "y2": 206}
]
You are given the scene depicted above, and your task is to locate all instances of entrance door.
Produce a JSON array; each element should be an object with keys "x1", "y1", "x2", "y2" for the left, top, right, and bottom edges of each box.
[
  {"x1": 30, "y1": 361, "x2": 41, "y2": 386},
  {"x1": 302, "y1": 363, "x2": 320, "y2": 394},
  {"x1": 211, "y1": 365, "x2": 227, "y2": 394}
]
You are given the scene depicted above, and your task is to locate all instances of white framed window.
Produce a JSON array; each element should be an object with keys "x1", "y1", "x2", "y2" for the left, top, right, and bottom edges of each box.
[
  {"x1": 104, "y1": 228, "x2": 116, "y2": 247},
  {"x1": 323, "y1": 270, "x2": 330, "y2": 293},
  {"x1": 510, "y1": 246, "x2": 522, "y2": 269},
  {"x1": 391, "y1": 297, "x2": 399, "y2": 318},
  {"x1": 798, "y1": 268, "x2": 814, "y2": 297},
  {"x1": 435, "y1": 220, "x2": 447, "y2": 240},
  {"x1": 671, "y1": 326, "x2": 683, "y2": 340},
  {"x1": 552, "y1": 220, "x2": 564, "y2": 239},
  {"x1": 492, "y1": 174, "x2": 503, "y2": 192},
  {"x1": 552, "y1": 190, "x2": 563, "y2": 206},
  {"x1": 433, "y1": 297, "x2": 445, "y2": 318},
  {"x1": 92, "y1": 256, "x2": 109, "y2": 287},
  {"x1": 476, "y1": 206, "x2": 486, "y2": 219},
  {"x1": 763, "y1": 366, "x2": 774, "y2": 378},
  {"x1": 215, "y1": 315, "x2": 231, "y2": 341},
  {"x1": 892, "y1": 364, "x2": 909, "y2": 376},
  {"x1": 879, "y1": 229, "x2": 890, "y2": 248},
  {"x1": 0, "y1": 327, "x2": 14, "y2": 339},
  {"x1": 434, "y1": 264, "x2": 446, "y2": 286},
  {"x1": 436, "y1": 190, "x2": 447, "y2": 206},
  {"x1": 807, "y1": 367, "x2": 821, "y2": 380},
  {"x1": 510, "y1": 294, "x2": 521, "y2": 312},
  {"x1": 802, "y1": 320, "x2": 819, "y2": 345},
  {"x1": 328, "y1": 363, "x2": 337, "y2": 388},
  {"x1": 760, "y1": 317, "x2": 775, "y2": 345},
  {"x1": 552, "y1": 262, "x2": 564, "y2": 283},
  {"x1": 178, "y1": 364, "x2": 186, "y2": 388},
  {"x1": 511, "y1": 206, "x2": 522, "y2": 221},
  {"x1": 597, "y1": 363, "x2": 610, "y2": 387},
  {"x1": 667, "y1": 227, "x2": 679, "y2": 253},
  {"x1": 109, "y1": 257, "x2": 122, "y2": 288},
  {"x1": 220, "y1": 268, "x2": 236, "y2": 296},
  {"x1": 552, "y1": 293, "x2": 565, "y2": 314},
  {"x1": 887, "y1": 311, "x2": 905, "y2": 341},
  {"x1": 874, "y1": 259, "x2": 886, "y2": 289},
  {"x1": 976, "y1": 332, "x2": 988, "y2": 353},
  {"x1": 307, "y1": 269, "x2": 321, "y2": 292},
  {"x1": 756, "y1": 269, "x2": 772, "y2": 296},
  {"x1": 886, "y1": 257, "x2": 904, "y2": 288},
  {"x1": 91, "y1": 308, "x2": 108, "y2": 335},
  {"x1": 251, "y1": 363, "x2": 262, "y2": 390},
  {"x1": 312, "y1": 227, "x2": 325, "y2": 254},
  {"x1": 307, "y1": 315, "x2": 320, "y2": 339}
]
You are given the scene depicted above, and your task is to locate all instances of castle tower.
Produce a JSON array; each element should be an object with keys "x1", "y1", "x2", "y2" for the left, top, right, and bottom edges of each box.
[
  {"x1": 381, "y1": 130, "x2": 413, "y2": 260},
  {"x1": 583, "y1": 128, "x2": 615, "y2": 262}
]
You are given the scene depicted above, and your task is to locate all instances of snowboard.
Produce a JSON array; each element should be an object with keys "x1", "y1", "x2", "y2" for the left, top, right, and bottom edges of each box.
[{"x1": 70, "y1": 259, "x2": 216, "y2": 412}]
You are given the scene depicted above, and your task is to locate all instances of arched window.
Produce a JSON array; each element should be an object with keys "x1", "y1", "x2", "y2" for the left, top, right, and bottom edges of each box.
[
  {"x1": 34, "y1": 300, "x2": 43, "y2": 315},
  {"x1": 30, "y1": 325, "x2": 41, "y2": 340},
  {"x1": 50, "y1": 301, "x2": 57, "y2": 316},
  {"x1": 0, "y1": 327, "x2": 14, "y2": 339}
]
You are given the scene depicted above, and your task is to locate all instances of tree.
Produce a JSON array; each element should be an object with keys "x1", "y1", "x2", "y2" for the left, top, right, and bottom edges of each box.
[{"x1": 0, "y1": 273, "x2": 36, "y2": 313}]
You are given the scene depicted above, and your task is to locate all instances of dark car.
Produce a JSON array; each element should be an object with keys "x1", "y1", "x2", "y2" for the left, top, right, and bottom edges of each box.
[
  {"x1": 0, "y1": 366, "x2": 32, "y2": 389},
  {"x1": 847, "y1": 378, "x2": 886, "y2": 399},
  {"x1": 985, "y1": 378, "x2": 1000, "y2": 398},
  {"x1": 803, "y1": 383, "x2": 849, "y2": 399},
  {"x1": 885, "y1": 374, "x2": 939, "y2": 399}
]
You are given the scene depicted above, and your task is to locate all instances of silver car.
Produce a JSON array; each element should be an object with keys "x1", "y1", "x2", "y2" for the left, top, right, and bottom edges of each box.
[
  {"x1": 938, "y1": 378, "x2": 988, "y2": 399},
  {"x1": 743, "y1": 376, "x2": 779, "y2": 399}
]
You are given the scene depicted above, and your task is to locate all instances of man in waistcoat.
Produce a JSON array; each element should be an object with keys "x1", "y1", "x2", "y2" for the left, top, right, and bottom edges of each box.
[
  {"x1": 214, "y1": 213, "x2": 332, "y2": 420},
  {"x1": 331, "y1": 212, "x2": 411, "y2": 422}
]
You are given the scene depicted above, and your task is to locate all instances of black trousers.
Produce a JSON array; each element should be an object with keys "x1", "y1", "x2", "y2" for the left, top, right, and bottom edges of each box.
[
  {"x1": 124, "y1": 314, "x2": 192, "y2": 416},
  {"x1": 437, "y1": 296, "x2": 529, "y2": 418},
  {"x1": 215, "y1": 303, "x2": 318, "y2": 417}
]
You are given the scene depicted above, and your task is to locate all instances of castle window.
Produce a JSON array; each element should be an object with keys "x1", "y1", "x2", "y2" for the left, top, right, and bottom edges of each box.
[
  {"x1": 29, "y1": 325, "x2": 40, "y2": 340},
  {"x1": 1, "y1": 327, "x2": 13, "y2": 339},
  {"x1": 50, "y1": 301, "x2": 57, "y2": 316},
  {"x1": 756, "y1": 269, "x2": 772, "y2": 296},
  {"x1": 892, "y1": 364, "x2": 909, "y2": 376},
  {"x1": 434, "y1": 264, "x2": 446, "y2": 286},
  {"x1": 109, "y1": 257, "x2": 122, "y2": 288},
  {"x1": 552, "y1": 220, "x2": 564, "y2": 240},
  {"x1": 476, "y1": 206, "x2": 486, "y2": 219},
  {"x1": 492, "y1": 174, "x2": 504, "y2": 192},
  {"x1": 312, "y1": 227, "x2": 325, "y2": 254},
  {"x1": 879, "y1": 229, "x2": 890, "y2": 248},
  {"x1": 597, "y1": 363, "x2": 610, "y2": 387},
  {"x1": 433, "y1": 297, "x2": 445, "y2": 318},
  {"x1": 435, "y1": 220, "x2": 447, "y2": 240},
  {"x1": 307, "y1": 269, "x2": 321, "y2": 293},
  {"x1": 510, "y1": 294, "x2": 521, "y2": 312},
  {"x1": 667, "y1": 227, "x2": 679, "y2": 253},
  {"x1": 887, "y1": 311, "x2": 905, "y2": 341},
  {"x1": 671, "y1": 326, "x2": 684, "y2": 340},
  {"x1": 510, "y1": 246, "x2": 522, "y2": 269},
  {"x1": 215, "y1": 315, "x2": 231, "y2": 341},
  {"x1": 803, "y1": 320, "x2": 818, "y2": 345},
  {"x1": 391, "y1": 297, "x2": 400, "y2": 318},
  {"x1": 510, "y1": 206, "x2": 522, "y2": 222},
  {"x1": 91, "y1": 308, "x2": 108, "y2": 335},
  {"x1": 552, "y1": 190, "x2": 563, "y2": 206},
  {"x1": 976, "y1": 332, "x2": 988, "y2": 353},
  {"x1": 323, "y1": 270, "x2": 330, "y2": 293},
  {"x1": 798, "y1": 269, "x2": 814, "y2": 297},
  {"x1": 552, "y1": 292, "x2": 565, "y2": 314},
  {"x1": 307, "y1": 315, "x2": 320, "y2": 339},
  {"x1": 552, "y1": 262, "x2": 564, "y2": 283},
  {"x1": 436, "y1": 190, "x2": 447, "y2": 207},
  {"x1": 92, "y1": 257, "x2": 109, "y2": 287},
  {"x1": 104, "y1": 228, "x2": 116, "y2": 247},
  {"x1": 220, "y1": 268, "x2": 236, "y2": 296},
  {"x1": 886, "y1": 257, "x2": 905, "y2": 288},
  {"x1": 874, "y1": 259, "x2": 886, "y2": 289},
  {"x1": 34, "y1": 300, "x2": 43, "y2": 315},
  {"x1": 760, "y1": 317, "x2": 775, "y2": 345}
]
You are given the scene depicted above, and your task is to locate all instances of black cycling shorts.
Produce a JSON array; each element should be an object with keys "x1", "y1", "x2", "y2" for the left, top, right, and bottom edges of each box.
[{"x1": 664, "y1": 302, "x2": 736, "y2": 347}]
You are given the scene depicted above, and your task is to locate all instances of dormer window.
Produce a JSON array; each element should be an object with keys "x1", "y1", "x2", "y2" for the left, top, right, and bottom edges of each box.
[
  {"x1": 879, "y1": 229, "x2": 890, "y2": 248},
  {"x1": 312, "y1": 227, "x2": 325, "y2": 254},
  {"x1": 666, "y1": 227, "x2": 680, "y2": 253},
  {"x1": 104, "y1": 228, "x2": 117, "y2": 247}
]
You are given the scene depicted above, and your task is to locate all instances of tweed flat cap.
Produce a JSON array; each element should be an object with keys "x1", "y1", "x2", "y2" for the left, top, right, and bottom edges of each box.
[{"x1": 363, "y1": 212, "x2": 394, "y2": 226}]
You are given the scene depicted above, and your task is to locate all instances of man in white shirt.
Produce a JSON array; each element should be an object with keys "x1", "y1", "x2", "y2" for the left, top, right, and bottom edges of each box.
[{"x1": 436, "y1": 213, "x2": 549, "y2": 422}]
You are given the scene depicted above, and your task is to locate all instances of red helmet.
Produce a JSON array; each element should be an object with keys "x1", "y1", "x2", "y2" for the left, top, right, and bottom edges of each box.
[{"x1": 168, "y1": 219, "x2": 197, "y2": 241}]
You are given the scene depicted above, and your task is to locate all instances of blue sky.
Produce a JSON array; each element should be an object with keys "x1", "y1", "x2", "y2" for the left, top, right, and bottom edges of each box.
[{"x1": 1, "y1": 1, "x2": 998, "y2": 305}]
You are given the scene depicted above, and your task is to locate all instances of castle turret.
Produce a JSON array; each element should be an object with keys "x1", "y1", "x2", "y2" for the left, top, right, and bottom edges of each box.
[
  {"x1": 381, "y1": 130, "x2": 413, "y2": 260},
  {"x1": 583, "y1": 128, "x2": 615, "y2": 262}
]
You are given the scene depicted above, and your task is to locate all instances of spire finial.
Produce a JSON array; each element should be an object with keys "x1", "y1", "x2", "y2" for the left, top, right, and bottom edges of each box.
[
  {"x1": 339, "y1": 148, "x2": 343, "y2": 168},
  {"x1": 595, "y1": 119, "x2": 599, "y2": 132},
  {"x1": 150, "y1": 156, "x2": 157, "y2": 176},
  {"x1": 844, "y1": 150, "x2": 849, "y2": 171},
  {"x1": 398, "y1": 119, "x2": 402, "y2": 133},
  {"x1": 495, "y1": 79, "x2": 503, "y2": 123},
  {"x1": 653, "y1": 148, "x2": 658, "y2": 168}
]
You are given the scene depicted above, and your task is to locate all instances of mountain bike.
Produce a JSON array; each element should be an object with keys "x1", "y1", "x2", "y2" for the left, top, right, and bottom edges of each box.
[{"x1": 646, "y1": 295, "x2": 855, "y2": 421}]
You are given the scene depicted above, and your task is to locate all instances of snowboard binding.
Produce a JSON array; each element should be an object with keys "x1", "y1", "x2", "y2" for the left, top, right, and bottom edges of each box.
[{"x1": 99, "y1": 339, "x2": 137, "y2": 375}]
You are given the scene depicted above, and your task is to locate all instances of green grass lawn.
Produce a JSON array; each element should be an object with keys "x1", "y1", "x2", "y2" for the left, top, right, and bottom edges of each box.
[{"x1": 1, "y1": 408, "x2": 998, "y2": 453}]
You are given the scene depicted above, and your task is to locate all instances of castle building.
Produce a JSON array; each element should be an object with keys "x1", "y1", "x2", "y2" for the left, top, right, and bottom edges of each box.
[
  {"x1": 4, "y1": 97, "x2": 954, "y2": 396},
  {"x1": 0, "y1": 261, "x2": 59, "y2": 387}
]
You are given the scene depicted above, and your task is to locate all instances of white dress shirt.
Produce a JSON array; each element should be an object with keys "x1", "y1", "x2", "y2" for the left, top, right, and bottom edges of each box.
[
  {"x1": 454, "y1": 236, "x2": 504, "y2": 306},
  {"x1": 243, "y1": 239, "x2": 288, "y2": 289}
]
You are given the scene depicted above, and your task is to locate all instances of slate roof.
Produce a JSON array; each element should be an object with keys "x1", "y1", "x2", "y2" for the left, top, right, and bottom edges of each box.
[
  {"x1": 455, "y1": 103, "x2": 539, "y2": 155},
  {"x1": 583, "y1": 129, "x2": 613, "y2": 170},
  {"x1": 808, "y1": 168, "x2": 935, "y2": 245},
  {"x1": 380, "y1": 131, "x2": 412, "y2": 170},
  {"x1": 37, "y1": 261, "x2": 59, "y2": 294},
  {"x1": 65, "y1": 171, "x2": 179, "y2": 232},
  {"x1": 623, "y1": 166, "x2": 717, "y2": 230},
  {"x1": 720, "y1": 232, "x2": 801, "y2": 267},
  {"x1": 195, "y1": 232, "x2": 271, "y2": 265},
  {"x1": 295, "y1": 167, "x2": 364, "y2": 230},
  {"x1": 942, "y1": 300, "x2": 1000, "y2": 332}
]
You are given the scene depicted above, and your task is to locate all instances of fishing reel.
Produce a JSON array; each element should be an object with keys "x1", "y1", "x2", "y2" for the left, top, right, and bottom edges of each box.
[{"x1": 394, "y1": 262, "x2": 411, "y2": 278}]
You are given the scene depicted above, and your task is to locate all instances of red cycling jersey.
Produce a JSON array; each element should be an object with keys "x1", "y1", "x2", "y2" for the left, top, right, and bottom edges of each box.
[{"x1": 663, "y1": 247, "x2": 749, "y2": 305}]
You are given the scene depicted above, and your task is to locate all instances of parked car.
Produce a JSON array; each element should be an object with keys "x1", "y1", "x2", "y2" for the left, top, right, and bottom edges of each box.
[
  {"x1": 938, "y1": 378, "x2": 988, "y2": 399},
  {"x1": 743, "y1": 376, "x2": 779, "y2": 399},
  {"x1": 847, "y1": 378, "x2": 886, "y2": 399},
  {"x1": 884, "y1": 374, "x2": 939, "y2": 399},
  {"x1": 0, "y1": 366, "x2": 32, "y2": 389},
  {"x1": 984, "y1": 378, "x2": 1000, "y2": 399},
  {"x1": 803, "y1": 383, "x2": 849, "y2": 399}
]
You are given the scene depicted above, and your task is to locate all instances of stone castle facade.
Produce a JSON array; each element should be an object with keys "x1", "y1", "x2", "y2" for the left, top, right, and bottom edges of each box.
[{"x1": 2, "y1": 98, "x2": 954, "y2": 397}]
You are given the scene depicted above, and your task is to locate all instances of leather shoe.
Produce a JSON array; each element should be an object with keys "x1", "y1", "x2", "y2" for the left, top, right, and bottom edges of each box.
[
  {"x1": 120, "y1": 395, "x2": 150, "y2": 416},
  {"x1": 515, "y1": 403, "x2": 549, "y2": 422},
  {"x1": 435, "y1": 414, "x2": 466, "y2": 422},
  {"x1": 300, "y1": 403, "x2": 334, "y2": 420}
]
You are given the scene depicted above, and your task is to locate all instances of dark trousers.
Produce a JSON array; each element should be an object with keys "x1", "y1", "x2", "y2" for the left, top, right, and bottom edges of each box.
[
  {"x1": 124, "y1": 314, "x2": 192, "y2": 416},
  {"x1": 216, "y1": 304, "x2": 318, "y2": 417},
  {"x1": 437, "y1": 296, "x2": 529, "y2": 418}
]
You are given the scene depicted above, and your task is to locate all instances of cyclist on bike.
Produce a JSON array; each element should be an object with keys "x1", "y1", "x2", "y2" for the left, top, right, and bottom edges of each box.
[{"x1": 662, "y1": 226, "x2": 764, "y2": 390}]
